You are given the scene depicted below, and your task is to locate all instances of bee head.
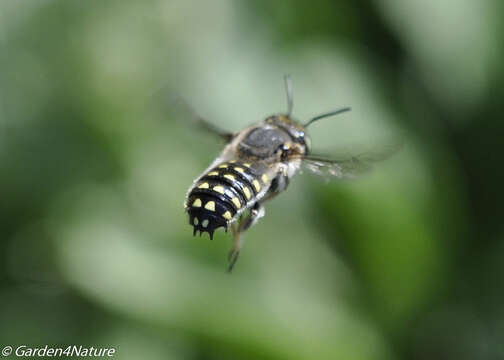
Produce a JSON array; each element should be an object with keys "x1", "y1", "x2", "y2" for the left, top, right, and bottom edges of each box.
[
  {"x1": 264, "y1": 114, "x2": 311, "y2": 155},
  {"x1": 267, "y1": 75, "x2": 350, "y2": 157}
]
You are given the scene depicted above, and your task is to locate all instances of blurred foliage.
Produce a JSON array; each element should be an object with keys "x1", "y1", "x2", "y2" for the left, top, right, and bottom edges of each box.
[{"x1": 0, "y1": 0, "x2": 503, "y2": 359}]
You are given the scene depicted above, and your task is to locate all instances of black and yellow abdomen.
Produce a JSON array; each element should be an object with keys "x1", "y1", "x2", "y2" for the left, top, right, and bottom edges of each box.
[{"x1": 186, "y1": 160, "x2": 270, "y2": 239}]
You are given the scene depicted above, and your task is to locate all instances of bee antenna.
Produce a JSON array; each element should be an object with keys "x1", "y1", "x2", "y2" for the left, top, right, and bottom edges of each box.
[
  {"x1": 304, "y1": 107, "x2": 351, "y2": 128},
  {"x1": 284, "y1": 74, "x2": 293, "y2": 116}
]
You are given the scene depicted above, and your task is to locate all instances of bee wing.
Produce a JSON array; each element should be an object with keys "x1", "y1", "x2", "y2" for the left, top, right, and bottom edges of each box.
[
  {"x1": 149, "y1": 85, "x2": 235, "y2": 142},
  {"x1": 170, "y1": 97, "x2": 235, "y2": 142},
  {"x1": 301, "y1": 157, "x2": 367, "y2": 179},
  {"x1": 300, "y1": 143, "x2": 403, "y2": 180}
]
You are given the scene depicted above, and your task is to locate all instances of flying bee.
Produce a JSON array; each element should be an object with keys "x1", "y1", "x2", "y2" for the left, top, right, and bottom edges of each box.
[{"x1": 183, "y1": 76, "x2": 398, "y2": 272}]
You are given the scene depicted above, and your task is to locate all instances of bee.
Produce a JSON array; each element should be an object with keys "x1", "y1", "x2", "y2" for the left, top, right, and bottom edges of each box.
[{"x1": 183, "y1": 76, "x2": 396, "y2": 272}]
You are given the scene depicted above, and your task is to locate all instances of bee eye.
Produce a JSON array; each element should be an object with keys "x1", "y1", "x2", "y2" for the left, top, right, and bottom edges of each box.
[
  {"x1": 300, "y1": 135, "x2": 311, "y2": 154},
  {"x1": 276, "y1": 144, "x2": 291, "y2": 161}
]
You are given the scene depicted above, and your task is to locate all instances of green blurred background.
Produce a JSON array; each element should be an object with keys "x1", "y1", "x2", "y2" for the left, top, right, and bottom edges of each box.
[{"x1": 1, "y1": 1, "x2": 503, "y2": 359}]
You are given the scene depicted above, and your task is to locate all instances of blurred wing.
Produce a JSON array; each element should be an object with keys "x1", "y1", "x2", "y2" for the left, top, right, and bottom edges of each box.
[
  {"x1": 301, "y1": 143, "x2": 402, "y2": 180},
  {"x1": 149, "y1": 86, "x2": 234, "y2": 142},
  {"x1": 302, "y1": 157, "x2": 370, "y2": 180},
  {"x1": 170, "y1": 97, "x2": 235, "y2": 142}
]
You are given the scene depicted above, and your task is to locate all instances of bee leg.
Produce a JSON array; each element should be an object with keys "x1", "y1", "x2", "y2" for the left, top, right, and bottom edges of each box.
[
  {"x1": 228, "y1": 223, "x2": 241, "y2": 273},
  {"x1": 260, "y1": 170, "x2": 289, "y2": 203},
  {"x1": 227, "y1": 203, "x2": 265, "y2": 273}
]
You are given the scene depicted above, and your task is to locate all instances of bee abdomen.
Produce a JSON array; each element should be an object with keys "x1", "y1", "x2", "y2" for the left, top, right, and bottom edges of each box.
[
  {"x1": 186, "y1": 161, "x2": 269, "y2": 239},
  {"x1": 187, "y1": 192, "x2": 234, "y2": 240}
]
